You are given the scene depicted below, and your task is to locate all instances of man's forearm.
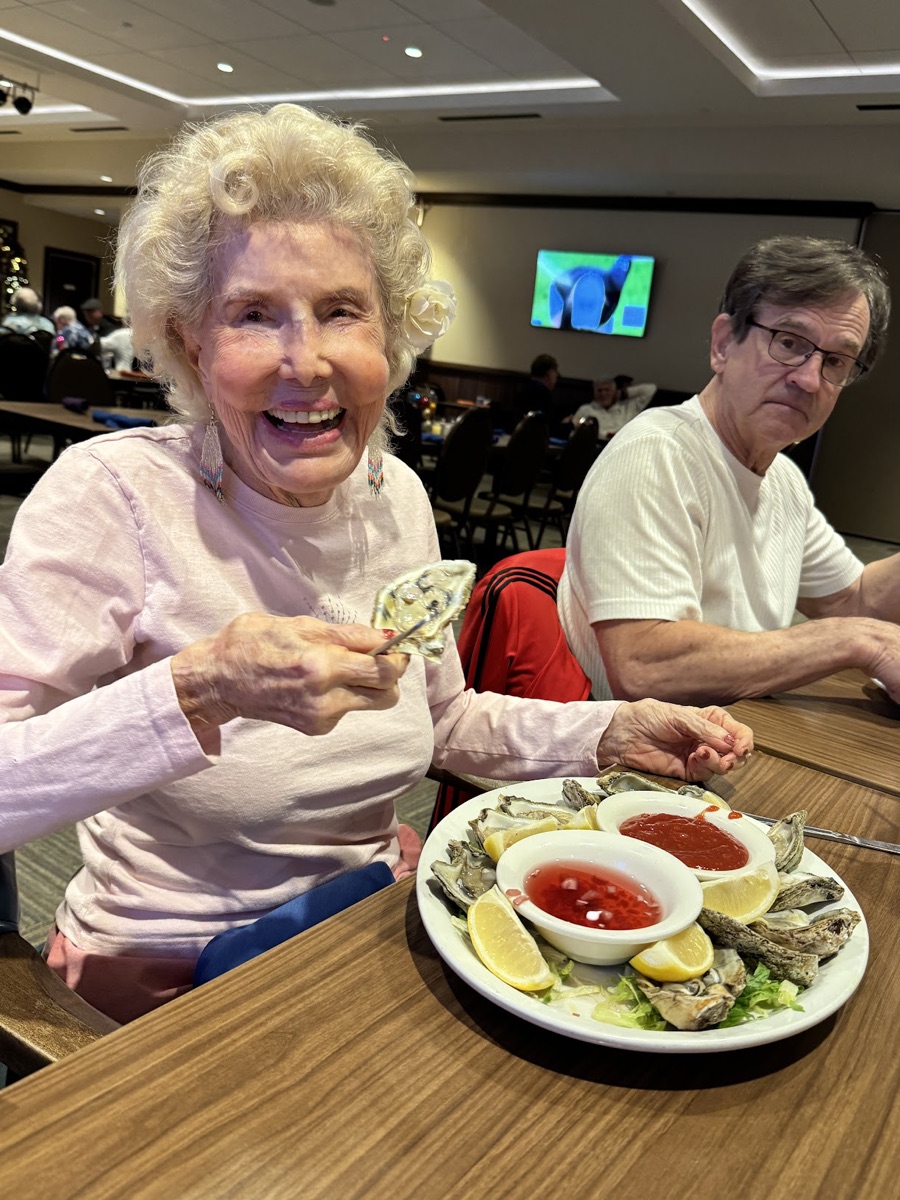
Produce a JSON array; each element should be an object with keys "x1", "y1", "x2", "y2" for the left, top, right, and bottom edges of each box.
[{"x1": 594, "y1": 616, "x2": 887, "y2": 705}]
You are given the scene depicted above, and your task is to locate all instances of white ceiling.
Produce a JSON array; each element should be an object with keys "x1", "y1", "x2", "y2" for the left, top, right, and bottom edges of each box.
[{"x1": 2, "y1": 0, "x2": 900, "y2": 223}]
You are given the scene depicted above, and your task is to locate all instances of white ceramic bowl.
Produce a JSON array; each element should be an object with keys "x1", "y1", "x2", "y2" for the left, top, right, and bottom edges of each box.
[
  {"x1": 494, "y1": 829, "x2": 703, "y2": 966},
  {"x1": 595, "y1": 791, "x2": 776, "y2": 881}
]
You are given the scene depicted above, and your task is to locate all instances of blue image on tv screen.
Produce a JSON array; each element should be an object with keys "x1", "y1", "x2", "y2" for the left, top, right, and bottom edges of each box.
[{"x1": 530, "y1": 250, "x2": 655, "y2": 337}]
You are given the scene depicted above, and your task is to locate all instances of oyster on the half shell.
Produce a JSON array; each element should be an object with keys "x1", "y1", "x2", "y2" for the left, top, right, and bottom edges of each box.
[
  {"x1": 633, "y1": 949, "x2": 747, "y2": 1031},
  {"x1": 371, "y1": 560, "x2": 476, "y2": 661}
]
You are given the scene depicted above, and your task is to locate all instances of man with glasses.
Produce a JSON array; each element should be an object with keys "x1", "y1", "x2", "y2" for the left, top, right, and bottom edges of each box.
[{"x1": 558, "y1": 235, "x2": 900, "y2": 704}]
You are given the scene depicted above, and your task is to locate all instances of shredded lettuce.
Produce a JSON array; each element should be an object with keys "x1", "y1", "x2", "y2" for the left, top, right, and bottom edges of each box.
[
  {"x1": 719, "y1": 963, "x2": 804, "y2": 1027},
  {"x1": 590, "y1": 976, "x2": 668, "y2": 1031}
]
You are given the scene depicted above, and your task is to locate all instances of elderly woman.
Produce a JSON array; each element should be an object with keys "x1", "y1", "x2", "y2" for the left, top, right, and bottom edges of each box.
[{"x1": 0, "y1": 106, "x2": 752, "y2": 1023}]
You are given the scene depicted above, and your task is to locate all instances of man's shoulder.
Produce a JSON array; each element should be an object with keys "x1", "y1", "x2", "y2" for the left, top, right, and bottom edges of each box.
[{"x1": 602, "y1": 395, "x2": 706, "y2": 453}]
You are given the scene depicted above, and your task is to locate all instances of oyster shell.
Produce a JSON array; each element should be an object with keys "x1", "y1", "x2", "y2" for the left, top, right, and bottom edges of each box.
[
  {"x1": 561, "y1": 778, "x2": 605, "y2": 810},
  {"x1": 593, "y1": 770, "x2": 730, "y2": 811},
  {"x1": 767, "y1": 811, "x2": 807, "y2": 872},
  {"x1": 595, "y1": 769, "x2": 672, "y2": 795},
  {"x1": 749, "y1": 908, "x2": 861, "y2": 957},
  {"x1": 431, "y1": 839, "x2": 496, "y2": 910},
  {"x1": 496, "y1": 796, "x2": 577, "y2": 823},
  {"x1": 633, "y1": 949, "x2": 747, "y2": 1031},
  {"x1": 772, "y1": 872, "x2": 844, "y2": 911},
  {"x1": 371, "y1": 560, "x2": 475, "y2": 661},
  {"x1": 697, "y1": 907, "x2": 819, "y2": 987},
  {"x1": 468, "y1": 803, "x2": 570, "y2": 849}
]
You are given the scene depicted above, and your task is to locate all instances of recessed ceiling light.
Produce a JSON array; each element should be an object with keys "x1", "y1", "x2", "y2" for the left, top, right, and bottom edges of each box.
[
  {"x1": 94, "y1": 208, "x2": 106, "y2": 216},
  {"x1": 100, "y1": 174, "x2": 112, "y2": 182},
  {"x1": 405, "y1": 47, "x2": 423, "y2": 59},
  {"x1": 217, "y1": 62, "x2": 234, "y2": 74}
]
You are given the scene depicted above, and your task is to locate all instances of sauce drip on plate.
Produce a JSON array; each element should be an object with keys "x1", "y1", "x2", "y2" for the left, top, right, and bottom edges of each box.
[
  {"x1": 619, "y1": 812, "x2": 749, "y2": 871},
  {"x1": 524, "y1": 862, "x2": 662, "y2": 930}
]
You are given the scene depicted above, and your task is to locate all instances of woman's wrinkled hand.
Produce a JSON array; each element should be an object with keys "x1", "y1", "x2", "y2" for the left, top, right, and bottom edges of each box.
[
  {"x1": 596, "y1": 699, "x2": 754, "y2": 782},
  {"x1": 171, "y1": 613, "x2": 409, "y2": 739}
]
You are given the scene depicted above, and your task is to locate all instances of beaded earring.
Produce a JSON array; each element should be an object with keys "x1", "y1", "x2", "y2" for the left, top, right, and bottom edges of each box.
[
  {"x1": 200, "y1": 413, "x2": 225, "y2": 502},
  {"x1": 367, "y1": 447, "x2": 384, "y2": 498}
]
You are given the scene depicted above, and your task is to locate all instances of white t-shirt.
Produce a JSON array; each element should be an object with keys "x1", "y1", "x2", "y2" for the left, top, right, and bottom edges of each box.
[
  {"x1": 558, "y1": 395, "x2": 863, "y2": 700},
  {"x1": 0, "y1": 424, "x2": 616, "y2": 956},
  {"x1": 572, "y1": 384, "x2": 657, "y2": 439}
]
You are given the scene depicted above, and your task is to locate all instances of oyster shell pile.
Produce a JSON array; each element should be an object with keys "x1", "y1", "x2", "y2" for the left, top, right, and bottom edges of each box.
[
  {"x1": 429, "y1": 771, "x2": 861, "y2": 1031},
  {"x1": 371, "y1": 560, "x2": 476, "y2": 661}
]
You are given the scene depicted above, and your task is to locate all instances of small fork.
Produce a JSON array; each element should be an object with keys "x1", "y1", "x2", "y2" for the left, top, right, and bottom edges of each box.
[{"x1": 368, "y1": 616, "x2": 431, "y2": 656}]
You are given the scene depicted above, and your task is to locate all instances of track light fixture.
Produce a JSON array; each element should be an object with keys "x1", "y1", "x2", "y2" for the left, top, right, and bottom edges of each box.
[{"x1": 0, "y1": 75, "x2": 37, "y2": 115}]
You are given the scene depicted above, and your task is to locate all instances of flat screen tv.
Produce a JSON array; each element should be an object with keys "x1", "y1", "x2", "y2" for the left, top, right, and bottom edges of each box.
[{"x1": 530, "y1": 249, "x2": 655, "y2": 337}]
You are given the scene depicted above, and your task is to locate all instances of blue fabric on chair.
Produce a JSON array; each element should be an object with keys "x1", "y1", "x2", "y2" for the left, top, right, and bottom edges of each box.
[
  {"x1": 192, "y1": 862, "x2": 395, "y2": 985},
  {"x1": 92, "y1": 410, "x2": 158, "y2": 430}
]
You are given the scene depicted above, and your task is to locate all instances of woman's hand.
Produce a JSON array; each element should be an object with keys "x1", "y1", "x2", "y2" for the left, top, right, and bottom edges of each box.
[
  {"x1": 171, "y1": 613, "x2": 409, "y2": 740},
  {"x1": 596, "y1": 699, "x2": 753, "y2": 782}
]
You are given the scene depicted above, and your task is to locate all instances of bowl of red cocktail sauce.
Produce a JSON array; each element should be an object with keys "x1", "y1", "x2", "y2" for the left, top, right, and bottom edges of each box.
[
  {"x1": 596, "y1": 792, "x2": 776, "y2": 881},
  {"x1": 495, "y1": 830, "x2": 703, "y2": 965}
]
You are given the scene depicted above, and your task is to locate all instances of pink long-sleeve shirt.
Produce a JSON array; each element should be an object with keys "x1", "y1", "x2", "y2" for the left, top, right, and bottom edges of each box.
[{"x1": 0, "y1": 424, "x2": 618, "y2": 962}]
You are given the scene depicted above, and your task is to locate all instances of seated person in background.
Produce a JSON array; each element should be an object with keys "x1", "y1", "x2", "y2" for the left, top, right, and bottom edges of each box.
[
  {"x1": 513, "y1": 353, "x2": 559, "y2": 426},
  {"x1": 101, "y1": 323, "x2": 136, "y2": 370},
  {"x1": 1, "y1": 287, "x2": 55, "y2": 336},
  {"x1": 572, "y1": 376, "x2": 657, "y2": 439},
  {"x1": 559, "y1": 234, "x2": 900, "y2": 705},
  {"x1": 0, "y1": 103, "x2": 751, "y2": 1024},
  {"x1": 81, "y1": 297, "x2": 118, "y2": 339},
  {"x1": 53, "y1": 305, "x2": 95, "y2": 352}
]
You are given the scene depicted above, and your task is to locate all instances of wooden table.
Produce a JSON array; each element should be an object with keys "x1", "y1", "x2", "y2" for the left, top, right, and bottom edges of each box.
[
  {"x1": 0, "y1": 401, "x2": 163, "y2": 445},
  {"x1": 0, "y1": 752, "x2": 896, "y2": 1199},
  {"x1": 730, "y1": 668, "x2": 900, "y2": 797}
]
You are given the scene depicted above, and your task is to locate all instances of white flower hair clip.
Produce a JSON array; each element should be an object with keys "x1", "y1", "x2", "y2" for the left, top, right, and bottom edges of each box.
[{"x1": 402, "y1": 280, "x2": 456, "y2": 352}]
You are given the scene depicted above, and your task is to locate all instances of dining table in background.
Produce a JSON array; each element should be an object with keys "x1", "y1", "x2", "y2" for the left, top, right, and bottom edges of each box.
[
  {"x1": 0, "y1": 750, "x2": 896, "y2": 1199},
  {"x1": 0, "y1": 401, "x2": 162, "y2": 453},
  {"x1": 729, "y1": 668, "x2": 900, "y2": 798}
]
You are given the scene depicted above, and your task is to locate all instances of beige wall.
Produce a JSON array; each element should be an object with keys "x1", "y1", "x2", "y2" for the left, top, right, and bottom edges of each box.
[
  {"x1": 1, "y1": 188, "x2": 116, "y2": 314},
  {"x1": 424, "y1": 204, "x2": 858, "y2": 389}
]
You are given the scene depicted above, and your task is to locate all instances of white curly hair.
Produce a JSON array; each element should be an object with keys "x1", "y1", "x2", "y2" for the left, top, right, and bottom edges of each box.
[{"x1": 116, "y1": 104, "x2": 433, "y2": 452}]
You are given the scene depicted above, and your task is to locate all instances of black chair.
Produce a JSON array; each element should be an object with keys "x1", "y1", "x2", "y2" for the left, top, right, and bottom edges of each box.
[
  {"x1": 0, "y1": 850, "x2": 118, "y2": 1080},
  {"x1": 530, "y1": 416, "x2": 599, "y2": 547},
  {"x1": 472, "y1": 411, "x2": 549, "y2": 554},
  {"x1": 0, "y1": 332, "x2": 51, "y2": 465},
  {"x1": 46, "y1": 349, "x2": 115, "y2": 411},
  {"x1": 390, "y1": 395, "x2": 423, "y2": 475},
  {"x1": 30, "y1": 328, "x2": 54, "y2": 355},
  {"x1": 431, "y1": 407, "x2": 493, "y2": 556}
]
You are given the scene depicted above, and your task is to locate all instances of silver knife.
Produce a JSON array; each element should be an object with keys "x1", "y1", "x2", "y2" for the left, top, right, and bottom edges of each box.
[{"x1": 743, "y1": 812, "x2": 900, "y2": 856}]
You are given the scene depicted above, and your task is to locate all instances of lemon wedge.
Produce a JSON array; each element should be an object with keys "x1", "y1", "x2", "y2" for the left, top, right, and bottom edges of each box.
[
  {"x1": 700, "y1": 862, "x2": 779, "y2": 924},
  {"x1": 565, "y1": 804, "x2": 601, "y2": 831},
  {"x1": 467, "y1": 885, "x2": 556, "y2": 992},
  {"x1": 482, "y1": 817, "x2": 559, "y2": 863},
  {"x1": 629, "y1": 922, "x2": 715, "y2": 983}
]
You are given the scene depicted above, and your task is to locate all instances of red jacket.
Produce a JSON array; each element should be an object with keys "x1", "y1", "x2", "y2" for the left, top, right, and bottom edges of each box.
[{"x1": 430, "y1": 548, "x2": 591, "y2": 830}]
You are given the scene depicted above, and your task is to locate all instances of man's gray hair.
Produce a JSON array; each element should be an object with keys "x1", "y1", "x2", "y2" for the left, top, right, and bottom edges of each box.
[
  {"x1": 719, "y1": 236, "x2": 890, "y2": 370},
  {"x1": 11, "y1": 287, "x2": 41, "y2": 314}
]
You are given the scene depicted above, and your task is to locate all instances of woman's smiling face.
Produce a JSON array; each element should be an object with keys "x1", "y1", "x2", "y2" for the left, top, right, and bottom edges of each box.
[{"x1": 184, "y1": 220, "x2": 391, "y2": 506}]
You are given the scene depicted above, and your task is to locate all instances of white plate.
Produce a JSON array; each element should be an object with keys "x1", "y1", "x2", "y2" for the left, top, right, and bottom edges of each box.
[{"x1": 416, "y1": 778, "x2": 869, "y2": 1054}]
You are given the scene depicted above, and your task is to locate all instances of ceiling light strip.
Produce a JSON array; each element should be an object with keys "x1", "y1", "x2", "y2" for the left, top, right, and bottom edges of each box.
[
  {"x1": 1, "y1": 28, "x2": 603, "y2": 107},
  {"x1": 0, "y1": 27, "x2": 183, "y2": 102},
  {"x1": 188, "y1": 78, "x2": 604, "y2": 106},
  {"x1": 678, "y1": 0, "x2": 900, "y2": 82}
]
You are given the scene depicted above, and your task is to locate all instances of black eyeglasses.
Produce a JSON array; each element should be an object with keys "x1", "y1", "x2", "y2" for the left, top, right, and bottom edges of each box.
[{"x1": 748, "y1": 321, "x2": 867, "y2": 387}]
